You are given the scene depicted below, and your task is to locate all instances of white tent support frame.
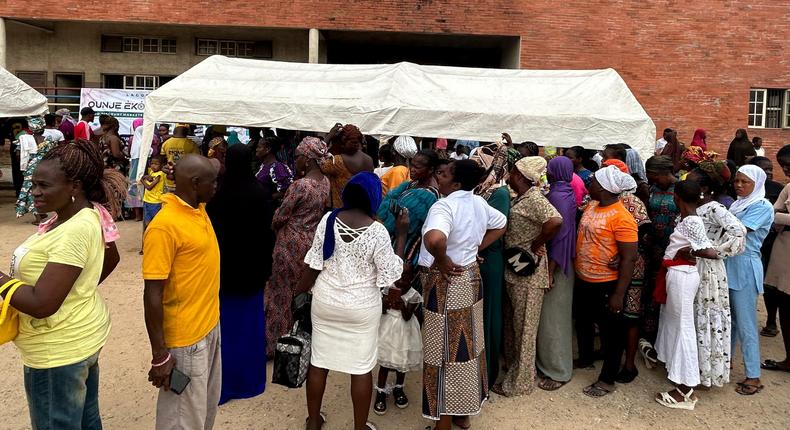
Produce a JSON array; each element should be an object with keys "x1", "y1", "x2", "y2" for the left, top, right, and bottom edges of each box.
[{"x1": 138, "y1": 56, "x2": 656, "y2": 182}]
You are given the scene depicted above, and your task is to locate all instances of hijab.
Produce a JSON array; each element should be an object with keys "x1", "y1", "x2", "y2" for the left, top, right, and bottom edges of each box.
[
  {"x1": 729, "y1": 165, "x2": 767, "y2": 215},
  {"x1": 546, "y1": 156, "x2": 576, "y2": 275},
  {"x1": 690, "y1": 128, "x2": 707, "y2": 150},
  {"x1": 323, "y1": 172, "x2": 383, "y2": 260}
]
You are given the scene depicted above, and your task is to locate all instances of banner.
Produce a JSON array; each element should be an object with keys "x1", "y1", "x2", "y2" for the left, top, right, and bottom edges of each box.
[{"x1": 79, "y1": 88, "x2": 150, "y2": 135}]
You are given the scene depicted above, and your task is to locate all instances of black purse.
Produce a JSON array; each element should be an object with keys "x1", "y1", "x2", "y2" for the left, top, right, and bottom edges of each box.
[
  {"x1": 271, "y1": 321, "x2": 311, "y2": 388},
  {"x1": 504, "y1": 247, "x2": 541, "y2": 277}
]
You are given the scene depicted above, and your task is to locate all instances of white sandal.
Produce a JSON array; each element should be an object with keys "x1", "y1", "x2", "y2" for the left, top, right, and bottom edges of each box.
[
  {"x1": 639, "y1": 339, "x2": 658, "y2": 369},
  {"x1": 655, "y1": 388, "x2": 697, "y2": 410}
]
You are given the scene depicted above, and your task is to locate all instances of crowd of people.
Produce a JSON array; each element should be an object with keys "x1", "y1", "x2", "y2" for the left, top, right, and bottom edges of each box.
[{"x1": 1, "y1": 114, "x2": 789, "y2": 430}]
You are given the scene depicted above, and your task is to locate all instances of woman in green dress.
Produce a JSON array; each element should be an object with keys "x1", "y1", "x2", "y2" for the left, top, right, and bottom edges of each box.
[{"x1": 471, "y1": 142, "x2": 519, "y2": 387}]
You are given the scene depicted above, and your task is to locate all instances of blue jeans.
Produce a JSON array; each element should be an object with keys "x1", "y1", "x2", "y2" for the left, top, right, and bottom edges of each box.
[
  {"x1": 730, "y1": 287, "x2": 761, "y2": 378},
  {"x1": 24, "y1": 351, "x2": 102, "y2": 430}
]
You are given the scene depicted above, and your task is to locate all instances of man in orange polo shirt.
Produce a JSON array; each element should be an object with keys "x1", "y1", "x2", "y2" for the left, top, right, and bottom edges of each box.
[{"x1": 142, "y1": 154, "x2": 221, "y2": 430}]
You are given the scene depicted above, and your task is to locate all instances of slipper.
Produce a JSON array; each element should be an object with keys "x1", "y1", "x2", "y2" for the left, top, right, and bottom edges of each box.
[
  {"x1": 582, "y1": 382, "x2": 614, "y2": 398},
  {"x1": 760, "y1": 326, "x2": 779, "y2": 337},
  {"x1": 655, "y1": 388, "x2": 697, "y2": 410},
  {"x1": 735, "y1": 381, "x2": 764, "y2": 396},
  {"x1": 761, "y1": 359, "x2": 790, "y2": 373},
  {"x1": 538, "y1": 377, "x2": 567, "y2": 391}
]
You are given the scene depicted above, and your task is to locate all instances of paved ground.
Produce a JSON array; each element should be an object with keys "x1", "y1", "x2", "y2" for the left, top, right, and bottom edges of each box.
[{"x1": 0, "y1": 160, "x2": 789, "y2": 428}]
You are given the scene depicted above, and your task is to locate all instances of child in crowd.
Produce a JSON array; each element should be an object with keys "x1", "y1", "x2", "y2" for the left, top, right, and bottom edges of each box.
[
  {"x1": 654, "y1": 180, "x2": 717, "y2": 410},
  {"x1": 373, "y1": 272, "x2": 422, "y2": 415},
  {"x1": 139, "y1": 156, "x2": 167, "y2": 253}
]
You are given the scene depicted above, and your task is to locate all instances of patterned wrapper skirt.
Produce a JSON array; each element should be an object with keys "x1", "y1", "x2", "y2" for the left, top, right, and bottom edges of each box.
[{"x1": 421, "y1": 263, "x2": 488, "y2": 420}]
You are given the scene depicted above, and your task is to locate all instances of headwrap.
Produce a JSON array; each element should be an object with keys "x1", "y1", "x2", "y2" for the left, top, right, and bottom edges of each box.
[
  {"x1": 393, "y1": 135, "x2": 418, "y2": 159},
  {"x1": 27, "y1": 117, "x2": 45, "y2": 133},
  {"x1": 546, "y1": 156, "x2": 577, "y2": 276},
  {"x1": 626, "y1": 149, "x2": 647, "y2": 183},
  {"x1": 472, "y1": 142, "x2": 510, "y2": 199},
  {"x1": 594, "y1": 165, "x2": 637, "y2": 194},
  {"x1": 132, "y1": 118, "x2": 144, "y2": 131},
  {"x1": 602, "y1": 158, "x2": 629, "y2": 173},
  {"x1": 323, "y1": 172, "x2": 383, "y2": 260},
  {"x1": 435, "y1": 138, "x2": 448, "y2": 150},
  {"x1": 296, "y1": 136, "x2": 328, "y2": 160},
  {"x1": 506, "y1": 148, "x2": 523, "y2": 170},
  {"x1": 698, "y1": 159, "x2": 731, "y2": 185},
  {"x1": 690, "y1": 128, "x2": 707, "y2": 150},
  {"x1": 514, "y1": 156, "x2": 546, "y2": 185},
  {"x1": 55, "y1": 108, "x2": 77, "y2": 125},
  {"x1": 207, "y1": 136, "x2": 226, "y2": 158},
  {"x1": 682, "y1": 146, "x2": 718, "y2": 164},
  {"x1": 729, "y1": 165, "x2": 768, "y2": 215},
  {"x1": 227, "y1": 131, "x2": 241, "y2": 146}
]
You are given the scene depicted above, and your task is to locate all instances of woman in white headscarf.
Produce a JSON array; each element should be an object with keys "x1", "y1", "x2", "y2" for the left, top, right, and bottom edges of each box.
[
  {"x1": 725, "y1": 165, "x2": 774, "y2": 395},
  {"x1": 576, "y1": 166, "x2": 639, "y2": 398},
  {"x1": 380, "y1": 136, "x2": 417, "y2": 193}
]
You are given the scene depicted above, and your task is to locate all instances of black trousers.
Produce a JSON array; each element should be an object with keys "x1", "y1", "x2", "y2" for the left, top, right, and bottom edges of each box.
[{"x1": 574, "y1": 278, "x2": 629, "y2": 385}]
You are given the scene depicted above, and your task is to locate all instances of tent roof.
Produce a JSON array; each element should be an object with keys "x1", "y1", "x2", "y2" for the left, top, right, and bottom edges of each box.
[
  {"x1": 0, "y1": 67, "x2": 48, "y2": 118},
  {"x1": 139, "y1": 56, "x2": 656, "y2": 168}
]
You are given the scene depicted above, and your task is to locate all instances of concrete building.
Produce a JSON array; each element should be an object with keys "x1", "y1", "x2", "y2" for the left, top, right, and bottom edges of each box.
[{"x1": 0, "y1": 1, "x2": 788, "y2": 156}]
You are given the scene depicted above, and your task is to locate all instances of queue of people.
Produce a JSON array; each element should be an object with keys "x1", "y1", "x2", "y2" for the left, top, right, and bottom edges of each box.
[{"x1": 1, "y1": 116, "x2": 790, "y2": 430}]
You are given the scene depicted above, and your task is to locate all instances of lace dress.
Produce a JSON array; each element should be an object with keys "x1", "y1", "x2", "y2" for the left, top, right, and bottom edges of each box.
[
  {"x1": 303, "y1": 214, "x2": 403, "y2": 374},
  {"x1": 695, "y1": 201, "x2": 746, "y2": 387},
  {"x1": 656, "y1": 215, "x2": 714, "y2": 387}
]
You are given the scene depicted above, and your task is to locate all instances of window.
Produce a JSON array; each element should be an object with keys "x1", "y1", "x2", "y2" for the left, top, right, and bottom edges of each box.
[
  {"x1": 16, "y1": 71, "x2": 47, "y2": 88},
  {"x1": 749, "y1": 88, "x2": 790, "y2": 129},
  {"x1": 196, "y1": 39, "x2": 272, "y2": 58},
  {"x1": 101, "y1": 35, "x2": 176, "y2": 54},
  {"x1": 197, "y1": 39, "x2": 218, "y2": 56},
  {"x1": 123, "y1": 37, "x2": 141, "y2": 53},
  {"x1": 124, "y1": 75, "x2": 159, "y2": 90}
]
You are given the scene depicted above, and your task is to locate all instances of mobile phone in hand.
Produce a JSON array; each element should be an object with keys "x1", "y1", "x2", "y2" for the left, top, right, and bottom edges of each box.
[{"x1": 170, "y1": 368, "x2": 191, "y2": 395}]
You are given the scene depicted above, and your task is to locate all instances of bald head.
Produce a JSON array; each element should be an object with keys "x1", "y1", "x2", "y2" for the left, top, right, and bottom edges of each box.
[{"x1": 174, "y1": 154, "x2": 218, "y2": 205}]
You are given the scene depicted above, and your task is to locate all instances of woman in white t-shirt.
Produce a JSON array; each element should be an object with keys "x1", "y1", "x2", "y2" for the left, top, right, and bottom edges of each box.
[{"x1": 1, "y1": 139, "x2": 125, "y2": 429}]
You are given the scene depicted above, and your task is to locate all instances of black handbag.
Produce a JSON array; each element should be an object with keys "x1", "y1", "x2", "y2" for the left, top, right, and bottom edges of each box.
[
  {"x1": 504, "y1": 247, "x2": 541, "y2": 277},
  {"x1": 271, "y1": 320, "x2": 311, "y2": 388}
]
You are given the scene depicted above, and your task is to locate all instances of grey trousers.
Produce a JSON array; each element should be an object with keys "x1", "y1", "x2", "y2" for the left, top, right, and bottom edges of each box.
[
  {"x1": 156, "y1": 323, "x2": 222, "y2": 430},
  {"x1": 536, "y1": 268, "x2": 574, "y2": 382}
]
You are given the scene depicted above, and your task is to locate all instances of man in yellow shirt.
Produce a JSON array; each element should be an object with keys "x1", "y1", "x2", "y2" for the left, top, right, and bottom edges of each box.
[
  {"x1": 160, "y1": 125, "x2": 200, "y2": 191},
  {"x1": 142, "y1": 154, "x2": 221, "y2": 430}
]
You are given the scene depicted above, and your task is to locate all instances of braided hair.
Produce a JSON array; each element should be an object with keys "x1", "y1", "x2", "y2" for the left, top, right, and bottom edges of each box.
[{"x1": 43, "y1": 139, "x2": 128, "y2": 217}]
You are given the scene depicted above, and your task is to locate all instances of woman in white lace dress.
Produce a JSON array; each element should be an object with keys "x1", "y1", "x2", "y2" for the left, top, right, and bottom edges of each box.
[
  {"x1": 654, "y1": 180, "x2": 717, "y2": 410},
  {"x1": 686, "y1": 165, "x2": 746, "y2": 388},
  {"x1": 296, "y1": 172, "x2": 404, "y2": 430}
]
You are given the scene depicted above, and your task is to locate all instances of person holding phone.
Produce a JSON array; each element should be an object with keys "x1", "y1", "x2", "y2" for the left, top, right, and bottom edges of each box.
[{"x1": 143, "y1": 154, "x2": 222, "y2": 430}]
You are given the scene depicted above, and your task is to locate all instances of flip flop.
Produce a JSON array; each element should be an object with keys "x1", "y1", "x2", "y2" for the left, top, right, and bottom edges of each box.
[
  {"x1": 538, "y1": 377, "x2": 567, "y2": 391},
  {"x1": 735, "y1": 381, "x2": 764, "y2": 396},
  {"x1": 582, "y1": 382, "x2": 614, "y2": 398},
  {"x1": 761, "y1": 359, "x2": 790, "y2": 373}
]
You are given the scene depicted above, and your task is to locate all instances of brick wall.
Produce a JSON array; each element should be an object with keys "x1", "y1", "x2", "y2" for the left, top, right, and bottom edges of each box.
[{"x1": 3, "y1": 0, "x2": 789, "y2": 168}]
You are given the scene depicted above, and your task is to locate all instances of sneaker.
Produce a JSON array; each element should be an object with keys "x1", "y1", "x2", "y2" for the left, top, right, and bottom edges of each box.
[
  {"x1": 392, "y1": 386, "x2": 409, "y2": 409},
  {"x1": 373, "y1": 391, "x2": 387, "y2": 415}
]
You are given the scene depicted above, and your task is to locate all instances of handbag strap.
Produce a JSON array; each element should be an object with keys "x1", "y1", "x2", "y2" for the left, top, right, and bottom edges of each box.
[{"x1": 0, "y1": 280, "x2": 23, "y2": 325}]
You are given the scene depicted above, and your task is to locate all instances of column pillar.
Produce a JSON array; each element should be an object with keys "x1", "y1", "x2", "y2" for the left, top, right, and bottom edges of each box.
[
  {"x1": 0, "y1": 18, "x2": 7, "y2": 69},
  {"x1": 308, "y1": 28, "x2": 319, "y2": 64}
]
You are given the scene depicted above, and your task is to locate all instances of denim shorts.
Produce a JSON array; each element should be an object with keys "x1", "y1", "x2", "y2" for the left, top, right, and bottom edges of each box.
[{"x1": 143, "y1": 202, "x2": 163, "y2": 224}]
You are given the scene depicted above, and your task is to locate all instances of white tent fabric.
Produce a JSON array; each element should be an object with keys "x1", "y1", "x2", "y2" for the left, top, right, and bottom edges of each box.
[
  {"x1": 138, "y1": 56, "x2": 655, "y2": 180},
  {"x1": 0, "y1": 66, "x2": 48, "y2": 117}
]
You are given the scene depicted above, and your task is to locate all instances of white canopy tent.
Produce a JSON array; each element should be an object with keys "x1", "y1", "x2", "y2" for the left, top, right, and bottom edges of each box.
[
  {"x1": 0, "y1": 66, "x2": 48, "y2": 117},
  {"x1": 138, "y1": 56, "x2": 655, "y2": 180}
]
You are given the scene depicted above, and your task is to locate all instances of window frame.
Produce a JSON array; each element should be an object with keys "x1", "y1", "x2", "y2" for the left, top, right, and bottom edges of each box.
[
  {"x1": 785, "y1": 90, "x2": 790, "y2": 129},
  {"x1": 748, "y1": 88, "x2": 767, "y2": 129},
  {"x1": 124, "y1": 75, "x2": 160, "y2": 90}
]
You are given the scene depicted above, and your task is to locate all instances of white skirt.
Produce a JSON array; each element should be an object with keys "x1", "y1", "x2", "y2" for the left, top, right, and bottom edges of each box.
[
  {"x1": 377, "y1": 309, "x2": 423, "y2": 372},
  {"x1": 311, "y1": 299, "x2": 381, "y2": 375},
  {"x1": 656, "y1": 266, "x2": 701, "y2": 387}
]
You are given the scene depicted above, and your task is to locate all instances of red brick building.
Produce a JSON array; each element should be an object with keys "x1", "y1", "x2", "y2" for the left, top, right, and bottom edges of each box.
[{"x1": 1, "y1": 1, "x2": 788, "y2": 161}]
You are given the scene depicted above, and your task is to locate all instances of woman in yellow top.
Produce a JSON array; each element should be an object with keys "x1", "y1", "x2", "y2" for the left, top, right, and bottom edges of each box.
[
  {"x1": 0, "y1": 139, "x2": 126, "y2": 430},
  {"x1": 380, "y1": 136, "x2": 418, "y2": 194}
]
